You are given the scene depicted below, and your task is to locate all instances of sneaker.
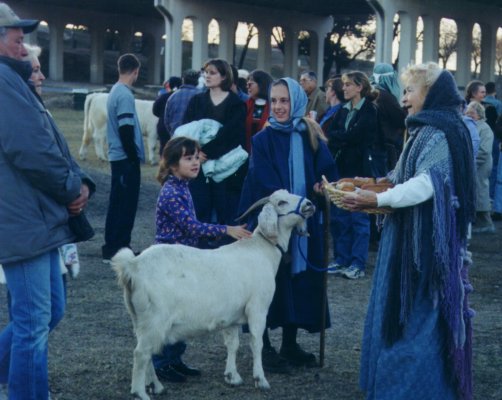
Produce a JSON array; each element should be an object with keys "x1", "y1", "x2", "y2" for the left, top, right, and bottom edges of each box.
[
  {"x1": 327, "y1": 262, "x2": 347, "y2": 275},
  {"x1": 279, "y1": 343, "x2": 317, "y2": 368},
  {"x1": 492, "y1": 212, "x2": 502, "y2": 221},
  {"x1": 472, "y1": 225, "x2": 496, "y2": 234},
  {"x1": 343, "y1": 265, "x2": 365, "y2": 280},
  {"x1": 261, "y1": 346, "x2": 291, "y2": 374},
  {"x1": 0, "y1": 384, "x2": 7, "y2": 400}
]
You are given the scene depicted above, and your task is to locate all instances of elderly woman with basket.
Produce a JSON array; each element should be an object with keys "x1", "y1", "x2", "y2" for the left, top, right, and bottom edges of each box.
[{"x1": 341, "y1": 62, "x2": 475, "y2": 400}]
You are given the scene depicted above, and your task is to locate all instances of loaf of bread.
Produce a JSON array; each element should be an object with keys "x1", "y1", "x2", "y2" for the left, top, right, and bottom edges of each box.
[{"x1": 335, "y1": 181, "x2": 356, "y2": 192}]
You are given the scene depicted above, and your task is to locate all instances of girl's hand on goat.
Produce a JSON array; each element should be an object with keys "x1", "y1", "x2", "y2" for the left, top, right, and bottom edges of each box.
[
  {"x1": 341, "y1": 189, "x2": 378, "y2": 210},
  {"x1": 226, "y1": 224, "x2": 253, "y2": 240}
]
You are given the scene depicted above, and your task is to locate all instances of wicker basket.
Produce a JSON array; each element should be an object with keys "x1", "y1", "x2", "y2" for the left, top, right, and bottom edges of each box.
[{"x1": 322, "y1": 176, "x2": 393, "y2": 215}]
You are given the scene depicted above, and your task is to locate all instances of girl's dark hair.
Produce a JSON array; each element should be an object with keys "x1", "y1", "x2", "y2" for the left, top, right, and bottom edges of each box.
[
  {"x1": 249, "y1": 69, "x2": 273, "y2": 100},
  {"x1": 342, "y1": 71, "x2": 379, "y2": 102},
  {"x1": 203, "y1": 58, "x2": 233, "y2": 91},
  {"x1": 325, "y1": 77, "x2": 345, "y2": 102},
  {"x1": 156, "y1": 137, "x2": 200, "y2": 184},
  {"x1": 465, "y1": 80, "x2": 485, "y2": 103}
]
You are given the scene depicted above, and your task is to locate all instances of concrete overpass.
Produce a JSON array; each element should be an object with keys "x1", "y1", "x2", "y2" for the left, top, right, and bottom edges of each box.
[{"x1": 8, "y1": 0, "x2": 502, "y2": 87}]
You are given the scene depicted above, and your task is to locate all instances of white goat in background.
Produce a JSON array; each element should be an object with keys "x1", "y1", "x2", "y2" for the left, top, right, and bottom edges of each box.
[
  {"x1": 112, "y1": 190, "x2": 315, "y2": 400},
  {"x1": 78, "y1": 92, "x2": 159, "y2": 165}
]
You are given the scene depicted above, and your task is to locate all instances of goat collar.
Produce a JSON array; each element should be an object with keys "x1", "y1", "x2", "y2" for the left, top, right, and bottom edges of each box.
[
  {"x1": 277, "y1": 196, "x2": 306, "y2": 219},
  {"x1": 257, "y1": 231, "x2": 287, "y2": 256}
]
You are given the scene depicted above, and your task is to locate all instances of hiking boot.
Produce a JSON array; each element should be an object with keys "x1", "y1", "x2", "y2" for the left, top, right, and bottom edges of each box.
[
  {"x1": 343, "y1": 265, "x2": 365, "y2": 280},
  {"x1": 279, "y1": 343, "x2": 317, "y2": 368},
  {"x1": 261, "y1": 346, "x2": 291, "y2": 374},
  {"x1": 327, "y1": 262, "x2": 347, "y2": 275},
  {"x1": 170, "y1": 362, "x2": 201, "y2": 377},
  {"x1": 155, "y1": 365, "x2": 187, "y2": 383}
]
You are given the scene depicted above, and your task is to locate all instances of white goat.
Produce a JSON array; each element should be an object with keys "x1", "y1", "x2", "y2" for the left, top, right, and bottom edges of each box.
[
  {"x1": 78, "y1": 92, "x2": 159, "y2": 165},
  {"x1": 112, "y1": 190, "x2": 315, "y2": 400}
]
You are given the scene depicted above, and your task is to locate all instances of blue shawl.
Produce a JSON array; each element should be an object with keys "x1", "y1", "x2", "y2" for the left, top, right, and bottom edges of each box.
[
  {"x1": 383, "y1": 70, "x2": 474, "y2": 400},
  {"x1": 269, "y1": 78, "x2": 308, "y2": 274}
]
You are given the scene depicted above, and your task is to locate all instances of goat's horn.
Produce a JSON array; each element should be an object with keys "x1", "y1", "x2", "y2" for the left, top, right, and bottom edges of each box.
[{"x1": 235, "y1": 196, "x2": 270, "y2": 221}]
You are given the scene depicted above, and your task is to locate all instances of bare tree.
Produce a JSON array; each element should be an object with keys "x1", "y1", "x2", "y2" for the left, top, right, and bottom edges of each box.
[
  {"x1": 496, "y1": 36, "x2": 502, "y2": 76},
  {"x1": 472, "y1": 32, "x2": 481, "y2": 77},
  {"x1": 234, "y1": 22, "x2": 258, "y2": 69},
  {"x1": 323, "y1": 14, "x2": 375, "y2": 80},
  {"x1": 271, "y1": 26, "x2": 286, "y2": 54},
  {"x1": 438, "y1": 20, "x2": 457, "y2": 69}
]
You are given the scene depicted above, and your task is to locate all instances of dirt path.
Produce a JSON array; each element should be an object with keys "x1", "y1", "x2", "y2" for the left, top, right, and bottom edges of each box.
[{"x1": 0, "y1": 107, "x2": 501, "y2": 399}]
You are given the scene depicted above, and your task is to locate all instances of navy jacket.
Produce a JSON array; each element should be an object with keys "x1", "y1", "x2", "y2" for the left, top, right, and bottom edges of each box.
[
  {"x1": 327, "y1": 99, "x2": 379, "y2": 178},
  {"x1": 0, "y1": 56, "x2": 95, "y2": 263}
]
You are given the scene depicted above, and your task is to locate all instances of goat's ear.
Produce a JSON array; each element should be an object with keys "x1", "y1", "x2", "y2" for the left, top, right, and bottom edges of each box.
[{"x1": 258, "y1": 203, "x2": 278, "y2": 243}]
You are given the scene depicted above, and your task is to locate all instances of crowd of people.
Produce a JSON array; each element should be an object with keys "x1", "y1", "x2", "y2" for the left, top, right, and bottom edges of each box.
[{"x1": 3, "y1": 1, "x2": 500, "y2": 399}]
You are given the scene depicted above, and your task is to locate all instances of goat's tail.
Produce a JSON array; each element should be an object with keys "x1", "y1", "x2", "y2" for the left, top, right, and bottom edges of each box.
[
  {"x1": 111, "y1": 248, "x2": 138, "y2": 318},
  {"x1": 82, "y1": 93, "x2": 95, "y2": 146}
]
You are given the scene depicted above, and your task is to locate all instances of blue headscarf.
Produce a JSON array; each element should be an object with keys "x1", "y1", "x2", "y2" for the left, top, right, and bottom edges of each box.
[
  {"x1": 268, "y1": 77, "x2": 309, "y2": 275},
  {"x1": 268, "y1": 77, "x2": 307, "y2": 131},
  {"x1": 371, "y1": 63, "x2": 401, "y2": 103}
]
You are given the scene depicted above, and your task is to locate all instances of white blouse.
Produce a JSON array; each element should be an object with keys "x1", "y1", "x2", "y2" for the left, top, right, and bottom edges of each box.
[{"x1": 376, "y1": 172, "x2": 434, "y2": 208}]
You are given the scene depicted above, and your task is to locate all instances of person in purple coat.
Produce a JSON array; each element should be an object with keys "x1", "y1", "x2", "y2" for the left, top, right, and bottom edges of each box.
[{"x1": 152, "y1": 136, "x2": 251, "y2": 383}]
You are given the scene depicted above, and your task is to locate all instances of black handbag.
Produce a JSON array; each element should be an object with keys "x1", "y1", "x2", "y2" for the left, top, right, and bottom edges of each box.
[{"x1": 68, "y1": 212, "x2": 95, "y2": 242}]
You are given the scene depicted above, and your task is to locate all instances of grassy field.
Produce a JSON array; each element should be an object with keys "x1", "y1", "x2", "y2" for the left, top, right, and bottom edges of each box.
[{"x1": 0, "y1": 101, "x2": 501, "y2": 399}]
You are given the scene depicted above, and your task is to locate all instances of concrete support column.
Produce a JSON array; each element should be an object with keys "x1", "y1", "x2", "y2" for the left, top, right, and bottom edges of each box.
[
  {"x1": 382, "y1": 10, "x2": 395, "y2": 64},
  {"x1": 480, "y1": 24, "x2": 497, "y2": 83},
  {"x1": 284, "y1": 28, "x2": 299, "y2": 78},
  {"x1": 162, "y1": 18, "x2": 172, "y2": 79},
  {"x1": 315, "y1": 31, "x2": 325, "y2": 82},
  {"x1": 48, "y1": 19, "x2": 64, "y2": 81},
  {"x1": 90, "y1": 21, "x2": 104, "y2": 84},
  {"x1": 398, "y1": 11, "x2": 418, "y2": 72},
  {"x1": 456, "y1": 21, "x2": 473, "y2": 89},
  {"x1": 374, "y1": 12, "x2": 385, "y2": 64},
  {"x1": 218, "y1": 20, "x2": 236, "y2": 64},
  {"x1": 152, "y1": 25, "x2": 164, "y2": 84},
  {"x1": 422, "y1": 14, "x2": 439, "y2": 63},
  {"x1": 257, "y1": 25, "x2": 272, "y2": 72},
  {"x1": 309, "y1": 32, "x2": 319, "y2": 77},
  {"x1": 170, "y1": 16, "x2": 183, "y2": 77},
  {"x1": 192, "y1": 16, "x2": 209, "y2": 71}
]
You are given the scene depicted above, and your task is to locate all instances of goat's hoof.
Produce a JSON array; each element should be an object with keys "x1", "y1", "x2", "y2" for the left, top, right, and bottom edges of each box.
[
  {"x1": 146, "y1": 382, "x2": 164, "y2": 395},
  {"x1": 254, "y1": 377, "x2": 270, "y2": 390},
  {"x1": 131, "y1": 391, "x2": 150, "y2": 400},
  {"x1": 224, "y1": 372, "x2": 243, "y2": 386}
]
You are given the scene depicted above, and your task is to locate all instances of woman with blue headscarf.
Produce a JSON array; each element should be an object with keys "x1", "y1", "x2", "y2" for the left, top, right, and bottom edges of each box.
[
  {"x1": 371, "y1": 63, "x2": 407, "y2": 171},
  {"x1": 239, "y1": 78, "x2": 336, "y2": 371}
]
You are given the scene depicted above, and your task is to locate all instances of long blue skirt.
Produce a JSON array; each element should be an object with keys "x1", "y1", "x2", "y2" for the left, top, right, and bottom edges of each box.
[{"x1": 359, "y1": 210, "x2": 457, "y2": 399}]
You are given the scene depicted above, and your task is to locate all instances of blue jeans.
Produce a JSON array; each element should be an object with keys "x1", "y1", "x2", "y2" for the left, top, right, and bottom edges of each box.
[
  {"x1": 489, "y1": 138, "x2": 500, "y2": 199},
  {"x1": 0, "y1": 249, "x2": 65, "y2": 399},
  {"x1": 334, "y1": 208, "x2": 370, "y2": 269},
  {"x1": 152, "y1": 342, "x2": 187, "y2": 369},
  {"x1": 493, "y1": 150, "x2": 502, "y2": 213}
]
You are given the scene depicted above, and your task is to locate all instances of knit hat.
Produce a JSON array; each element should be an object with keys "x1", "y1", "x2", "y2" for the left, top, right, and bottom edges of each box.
[{"x1": 0, "y1": 3, "x2": 39, "y2": 33}]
